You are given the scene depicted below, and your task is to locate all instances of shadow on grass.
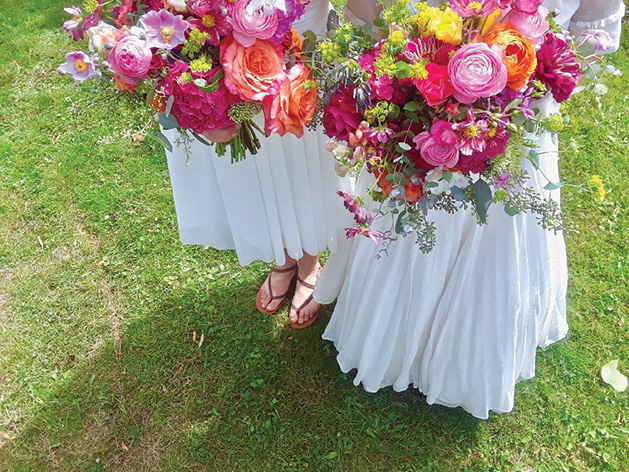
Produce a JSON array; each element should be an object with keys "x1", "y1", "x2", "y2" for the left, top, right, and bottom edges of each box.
[{"x1": 7, "y1": 280, "x2": 482, "y2": 471}]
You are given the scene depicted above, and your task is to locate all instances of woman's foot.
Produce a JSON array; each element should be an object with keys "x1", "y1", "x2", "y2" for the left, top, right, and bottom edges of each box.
[
  {"x1": 290, "y1": 259, "x2": 322, "y2": 329},
  {"x1": 256, "y1": 260, "x2": 298, "y2": 314}
]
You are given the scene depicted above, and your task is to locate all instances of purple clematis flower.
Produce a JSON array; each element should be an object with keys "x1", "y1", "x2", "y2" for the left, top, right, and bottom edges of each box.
[
  {"x1": 345, "y1": 226, "x2": 385, "y2": 244},
  {"x1": 58, "y1": 51, "x2": 97, "y2": 81},
  {"x1": 141, "y1": 9, "x2": 190, "y2": 50}
]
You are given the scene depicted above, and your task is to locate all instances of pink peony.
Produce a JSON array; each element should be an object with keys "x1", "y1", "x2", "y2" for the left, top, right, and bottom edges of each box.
[
  {"x1": 322, "y1": 86, "x2": 362, "y2": 142},
  {"x1": 418, "y1": 63, "x2": 455, "y2": 106},
  {"x1": 448, "y1": 43, "x2": 508, "y2": 104},
  {"x1": 449, "y1": 0, "x2": 500, "y2": 17},
  {"x1": 535, "y1": 32, "x2": 579, "y2": 103},
  {"x1": 160, "y1": 62, "x2": 241, "y2": 134},
  {"x1": 107, "y1": 36, "x2": 153, "y2": 84},
  {"x1": 501, "y1": 6, "x2": 549, "y2": 46}
]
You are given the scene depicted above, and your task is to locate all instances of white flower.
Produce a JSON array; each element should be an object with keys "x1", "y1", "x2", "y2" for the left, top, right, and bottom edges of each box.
[
  {"x1": 449, "y1": 172, "x2": 470, "y2": 189},
  {"x1": 165, "y1": 0, "x2": 187, "y2": 12}
]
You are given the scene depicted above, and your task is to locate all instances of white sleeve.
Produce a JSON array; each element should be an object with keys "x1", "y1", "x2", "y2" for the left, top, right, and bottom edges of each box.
[{"x1": 569, "y1": 0, "x2": 625, "y2": 54}]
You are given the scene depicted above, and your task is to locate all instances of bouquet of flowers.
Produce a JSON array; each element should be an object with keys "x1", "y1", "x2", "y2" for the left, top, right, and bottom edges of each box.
[
  {"x1": 317, "y1": 0, "x2": 616, "y2": 251},
  {"x1": 58, "y1": 0, "x2": 319, "y2": 162}
]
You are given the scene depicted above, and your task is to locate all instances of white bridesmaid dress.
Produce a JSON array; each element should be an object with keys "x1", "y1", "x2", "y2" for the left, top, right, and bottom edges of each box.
[
  {"x1": 163, "y1": 0, "x2": 349, "y2": 267},
  {"x1": 315, "y1": 0, "x2": 625, "y2": 419}
]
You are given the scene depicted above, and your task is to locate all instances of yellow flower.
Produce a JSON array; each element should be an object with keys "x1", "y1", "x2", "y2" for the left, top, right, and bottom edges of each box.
[
  {"x1": 388, "y1": 30, "x2": 406, "y2": 48},
  {"x1": 417, "y1": 5, "x2": 463, "y2": 45},
  {"x1": 591, "y1": 175, "x2": 606, "y2": 202},
  {"x1": 479, "y1": 8, "x2": 502, "y2": 36}
]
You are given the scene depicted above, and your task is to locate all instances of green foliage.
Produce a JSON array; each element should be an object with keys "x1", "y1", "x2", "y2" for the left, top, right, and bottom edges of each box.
[{"x1": 0, "y1": 0, "x2": 628, "y2": 470}]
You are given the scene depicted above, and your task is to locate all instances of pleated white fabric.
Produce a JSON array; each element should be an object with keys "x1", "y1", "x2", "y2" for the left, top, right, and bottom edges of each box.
[
  {"x1": 316, "y1": 95, "x2": 571, "y2": 420},
  {"x1": 164, "y1": 0, "x2": 349, "y2": 266},
  {"x1": 314, "y1": 0, "x2": 623, "y2": 419}
]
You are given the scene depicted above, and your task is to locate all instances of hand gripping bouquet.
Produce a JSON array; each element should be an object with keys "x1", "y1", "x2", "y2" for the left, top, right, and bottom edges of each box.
[
  {"x1": 316, "y1": 0, "x2": 618, "y2": 252},
  {"x1": 58, "y1": 0, "x2": 318, "y2": 163}
]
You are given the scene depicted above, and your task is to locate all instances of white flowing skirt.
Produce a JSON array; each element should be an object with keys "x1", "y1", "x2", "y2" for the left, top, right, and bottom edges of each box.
[
  {"x1": 164, "y1": 0, "x2": 349, "y2": 266},
  {"x1": 315, "y1": 96, "x2": 569, "y2": 419}
]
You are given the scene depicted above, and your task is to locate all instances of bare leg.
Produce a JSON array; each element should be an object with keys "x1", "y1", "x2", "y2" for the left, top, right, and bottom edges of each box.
[
  {"x1": 258, "y1": 251, "x2": 298, "y2": 312},
  {"x1": 290, "y1": 252, "x2": 321, "y2": 326}
]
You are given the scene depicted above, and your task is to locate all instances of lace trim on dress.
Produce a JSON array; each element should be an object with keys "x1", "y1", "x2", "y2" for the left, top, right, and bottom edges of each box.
[{"x1": 569, "y1": 3, "x2": 625, "y2": 29}]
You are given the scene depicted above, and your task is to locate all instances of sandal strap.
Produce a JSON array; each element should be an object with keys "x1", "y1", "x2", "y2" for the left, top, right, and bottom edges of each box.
[
  {"x1": 266, "y1": 264, "x2": 297, "y2": 300},
  {"x1": 296, "y1": 276, "x2": 316, "y2": 290},
  {"x1": 291, "y1": 293, "x2": 315, "y2": 316}
]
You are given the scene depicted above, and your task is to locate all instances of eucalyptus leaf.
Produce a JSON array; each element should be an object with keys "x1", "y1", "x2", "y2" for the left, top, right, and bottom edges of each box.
[
  {"x1": 155, "y1": 112, "x2": 179, "y2": 130},
  {"x1": 527, "y1": 150, "x2": 540, "y2": 170},
  {"x1": 398, "y1": 142, "x2": 411, "y2": 151},
  {"x1": 450, "y1": 185, "x2": 466, "y2": 202},
  {"x1": 165, "y1": 95, "x2": 174, "y2": 117},
  {"x1": 472, "y1": 179, "x2": 492, "y2": 223},
  {"x1": 576, "y1": 42, "x2": 596, "y2": 57},
  {"x1": 544, "y1": 181, "x2": 565, "y2": 191},
  {"x1": 151, "y1": 131, "x2": 173, "y2": 152},
  {"x1": 504, "y1": 203, "x2": 519, "y2": 216},
  {"x1": 192, "y1": 132, "x2": 211, "y2": 146},
  {"x1": 601, "y1": 359, "x2": 628, "y2": 392},
  {"x1": 504, "y1": 98, "x2": 522, "y2": 112},
  {"x1": 395, "y1": 210, "x2": 408, "y2": 234}
]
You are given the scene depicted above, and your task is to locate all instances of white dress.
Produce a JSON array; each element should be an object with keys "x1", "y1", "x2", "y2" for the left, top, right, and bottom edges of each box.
[
  {"x1": 315, "y1": 0, "x2": 625, "y2": 419},
  {"x1": 163, "y1": 0, "x2": 349, "y2": 266}
]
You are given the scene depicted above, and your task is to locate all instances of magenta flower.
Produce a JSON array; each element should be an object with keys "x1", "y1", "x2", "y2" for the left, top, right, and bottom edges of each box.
[
  {"x1": 449, "y1": 0, "x2": 500, "y2": 17},
  {"x1": 322, "y1": 86, "x2": 362, "y2": 142},
  {"x1": 188, "y1": 1, "x2": 232, "y2": 45},
  {"x1": 535, "y1": 33, "x2": 580, "y2": 103},
  {"x1": 81, "y1": 0, "x2": 104, "y2": 32},
  {"x1": 448, "y1": 43, "x2": 508, "y2": 104},
  {"x1": 345, "y1": 226, "x2": 385, "y2": 244},
  {"x1": 160, "y1": 62, "x2": 241, "y2": 134},
  {"x1": 454, "y1": 109, "x2": 488, "y2": 156},
  {"x1": 457, "y1": 151, "x2": 490, "y2": 174},
  {"x1": 58, "y1": 51, "x2": 97, "y2": 81},
  {"x1": 107, "y1": 36, "x2": 153, "y2": 83},
  {"x1": 338, "y1": 191, "x2": 373, "y2": 225},
  {"x1": 141, "y1": 9, "x2": 190, "y2": 50},
  {"x1": 494, "y1": 172, "x2": 512, "y2": 192}
]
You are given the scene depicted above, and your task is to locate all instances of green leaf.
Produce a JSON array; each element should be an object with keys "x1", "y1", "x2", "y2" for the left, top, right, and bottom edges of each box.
[
  {"x1": 155, "y1": 112, "x2": 179, "y2": 130},
  {"x1": 527, "y1": 150, "x2": 540, "y2": 170},
  {"x1": 543, "y1": 181, "x2": 565, "y2": 191},
  {"x1": 323, "y1": 452, "x2": 338, "y2": 460},
  {"x1": 398, "y1": 142, "x2": 411, "y2": 151},
  {"x1": 504, "y1": 98, "x2": 522, "y2": 112},
  {"x1": 472, "y1": 179, "x2": 492, "y2": 223},
  {"x1": 601, "y1": 360, "x2": 628, "y2": 392},
  {"x1": 144, "y1": 80, "x2": 158, "y2": 108},
  {"x1": 395, "y1": 209, "x2": 408, "y2": 234},
  {"x1": 150, "y1": 131, "x2": 173, "y2": 152},
  {"x1": 504, "y1": 203, "x2": 519, "y2": 216},
  {"x1": 404, "y1": 101, "x2": 420, "y2": 112},
  {"x1": 450, "y1": 185, "x2": 466, "y2": 202},
  {"x1": 576, "y1": 42, "x2": 596, "y2": 57}
]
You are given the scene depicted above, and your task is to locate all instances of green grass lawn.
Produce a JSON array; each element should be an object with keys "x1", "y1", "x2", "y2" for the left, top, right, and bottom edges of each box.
[{"x1": 1, "y1": 1, "x2": 628, "y2": 470}]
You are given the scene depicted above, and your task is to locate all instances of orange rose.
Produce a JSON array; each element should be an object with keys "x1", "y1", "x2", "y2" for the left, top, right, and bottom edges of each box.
[
  {"x1": 376, "y1": 170, "x2": 424, "y2": 203},
  {"x1": 262, "y1": 63, "x2": 318, "y2": 138},
  {"x1": 483, "y1": 24, "x2": 537, "y2": 90},
  {"x1": 220, "y1": 35, "x2": 286, "y2": 101}
]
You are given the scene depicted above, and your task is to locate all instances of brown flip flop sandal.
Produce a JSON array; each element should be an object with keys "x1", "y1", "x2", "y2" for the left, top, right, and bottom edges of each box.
[
  {"x1": 255, "y1": 264, "x2": 298, "y2": 315},
  {"x1": 290, "y1": 265, "x2": 322, "y2": 330}
]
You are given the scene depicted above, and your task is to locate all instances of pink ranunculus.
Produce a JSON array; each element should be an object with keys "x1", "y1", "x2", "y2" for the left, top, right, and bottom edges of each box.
[
  {"x1": 107, "y1": 36, "x2": 153, "y2": 80},
  {"x1": 413, "y1": 131, "x2": 459, "y2": 168},
  {"x1": 511, "y1": 0, "x2": 543, "y2": 14},
  {"x1": 447, "y1": 43, "x2": 508, "y2": 104},
  {"x1": 502, "y1": 6, "x2": 549, "y2": 46},
  {"x1": 229, "y1": 0, "x2": 279, "y2": 47},
  {"x1": 418, "y1": 63, "x2": 455, "y2": 106}
]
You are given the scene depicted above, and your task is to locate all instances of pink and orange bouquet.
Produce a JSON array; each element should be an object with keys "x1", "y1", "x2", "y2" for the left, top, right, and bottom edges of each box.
[
  {"x1": 318, "y1": 0, "x2": 615, "y2": 251},
  {"x1": 58, "y1": 0, "x2": 318, "y2": 162}
]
